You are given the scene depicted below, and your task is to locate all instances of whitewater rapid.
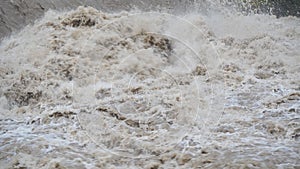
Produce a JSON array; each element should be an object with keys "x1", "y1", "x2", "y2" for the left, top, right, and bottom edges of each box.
[{"x1": 0, "y1": 5, "x2": 299, "y2": 169}]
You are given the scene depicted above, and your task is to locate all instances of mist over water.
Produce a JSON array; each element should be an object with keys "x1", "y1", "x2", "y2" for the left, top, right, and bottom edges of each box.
[{"x1": 0, "y1": 1, "x2": 299, "y2": 168}]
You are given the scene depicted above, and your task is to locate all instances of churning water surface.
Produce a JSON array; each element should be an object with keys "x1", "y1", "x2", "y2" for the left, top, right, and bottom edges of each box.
[{"x1": 0, "y1": 2, "x2": 299, "y2": 169}]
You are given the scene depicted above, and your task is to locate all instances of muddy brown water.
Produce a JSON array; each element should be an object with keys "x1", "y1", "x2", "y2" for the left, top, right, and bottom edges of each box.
[{"x1": 0, "y1": 3, "x2": 299, "y2": 169}]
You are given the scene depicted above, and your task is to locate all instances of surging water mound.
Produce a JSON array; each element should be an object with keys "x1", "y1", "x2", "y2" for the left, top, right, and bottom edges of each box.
[{"x1": 0, "y1": 6, "x2": 299, "y2": 169}]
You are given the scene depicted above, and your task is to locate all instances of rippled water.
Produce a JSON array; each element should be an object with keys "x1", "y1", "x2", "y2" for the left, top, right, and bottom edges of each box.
[{"x1": 0, "y1": 4, "x2": 299, "y2": 169}]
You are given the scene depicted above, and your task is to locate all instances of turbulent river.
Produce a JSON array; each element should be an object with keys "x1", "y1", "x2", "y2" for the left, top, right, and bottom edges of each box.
[{"x1": 0, "y1": 3, "x2": 299, "y2": 169}]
